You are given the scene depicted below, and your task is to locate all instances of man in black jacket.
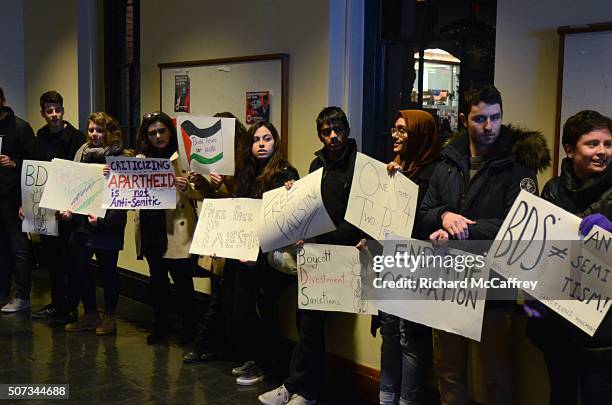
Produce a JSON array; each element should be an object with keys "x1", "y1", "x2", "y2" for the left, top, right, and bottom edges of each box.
[
  {"x1": 28, "y1": 91, "x2": 86, "y2": 322},
  {"x1": 259, "y1": 107, "x2": 367, "y2": 405},
  {"x1": 0, "y1": 87, "x2": 35, "y2": 313},
  {"x1": 419, "y1": 84, "x2": 544, "y2": 405}
]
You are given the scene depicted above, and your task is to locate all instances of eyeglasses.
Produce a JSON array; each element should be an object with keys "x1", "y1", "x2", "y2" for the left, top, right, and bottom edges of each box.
[
  {"x1": 320, "y1": 126, "x2": 346, "y2": 137},
  {"x1": 147, "y1": 127, "x2": 167, "y2": 137},
  {"x1": 143, "y1": 111, "x2": 161, "y2": 120},
  {"x1": 391, "y1": 127, "x2": 408, "y2": 138}
]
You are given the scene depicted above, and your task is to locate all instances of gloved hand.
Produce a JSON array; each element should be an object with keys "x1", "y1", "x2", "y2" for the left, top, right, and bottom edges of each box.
[{"x1": 579, "y1": 213, "x2": 612, "y2": 236}]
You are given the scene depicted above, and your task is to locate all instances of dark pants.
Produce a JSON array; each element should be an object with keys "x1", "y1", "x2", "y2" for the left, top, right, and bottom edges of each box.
[
  {"x1": 284, "y1": 308, "x2": 328, "y2": 400},
  {"x1": 145, "y1": 253, "x2": 195, "y2": 332},
  {"x1": 70, "y1": 235, "x2": 120, "y2": 315},
  {"x1": 0, "y1": 200, "x2": 34, "y2": 300},
  {"x1": 194, "y1": 273, "x2": 225, "y2": 354},
  {"x1": 40, "y1": 225, "x2": 72, "y2": 313},
  {"x1": 379, "y1": 311, "x2": 431, "y2": 404},
  {"x1": 543, "y1": 347, "x2": 612, "y2": 405}
]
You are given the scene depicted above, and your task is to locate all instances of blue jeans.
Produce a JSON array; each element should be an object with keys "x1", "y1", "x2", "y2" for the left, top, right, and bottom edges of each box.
[{"x1": 379, "y1": 311, "x2": 431, "y2": 404}]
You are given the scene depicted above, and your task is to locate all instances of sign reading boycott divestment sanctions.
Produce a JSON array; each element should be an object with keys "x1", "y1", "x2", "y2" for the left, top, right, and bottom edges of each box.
[
  {"x1": 297, "y1": 243, "x2": 377, "y2": 315},
  {"x1": 21, "y1": 160, "x2": 58, "y2": 236},
  {"x1": 39, "y1": 158, "x2": 106, "y2": 218},
  {"x1": 102, "y1": 157, "x2": 176, "y2": 210},
  {"x1": 176, "y1": 116, "x2": 235, "y2": 176},
  {"x1": 345, "y1": 153, "x2": 419, "y2": 239},
  {"x1": 258, "y1": 168, "x2": 336, "y2": 253},
  {"x1": 189, "y1": 198, "x2": 262, "y2": 262},
  {"x1": 488, "y1": 190, "x2": 612, "y2": 336}
]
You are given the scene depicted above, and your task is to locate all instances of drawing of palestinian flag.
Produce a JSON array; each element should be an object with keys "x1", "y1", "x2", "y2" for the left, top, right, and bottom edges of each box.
[{"x1": 180, "y1": 119, "x2": 223, "y2": 165}]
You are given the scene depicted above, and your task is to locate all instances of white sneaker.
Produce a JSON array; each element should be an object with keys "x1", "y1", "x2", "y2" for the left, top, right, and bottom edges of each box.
[
  {"x1": 258, "y1": 384, "x2": 291, "y2": 405},
  {"x1": 287, "y1": 393, "x2": 316, "y2": 405},
  {"x1": 1, "y1": 298, "x2": 31, "y2": 313}
]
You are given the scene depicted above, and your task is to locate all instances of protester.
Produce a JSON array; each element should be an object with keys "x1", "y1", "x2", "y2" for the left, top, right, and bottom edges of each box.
[
  {"x1": 526, "y1": 110, "x2": 611, "y2": 405},
  {"x1": 0, "y1": 87, "x2": 36, "y2": 313},
  {"x1": 134, "y1": 111, "x2": 200, "y2": 345},
  {"x1": 27, "y1": 90, "x2": 86, "y2": 323},
  {"x1": 60, "y1": 112, "x2": 128, "y2": 335}
]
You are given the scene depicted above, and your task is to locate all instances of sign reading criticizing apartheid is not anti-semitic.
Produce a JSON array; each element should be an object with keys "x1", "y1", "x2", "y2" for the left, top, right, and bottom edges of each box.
[
  {"x1": 102, "y1": 157, "x2": 176, "y2": 210},
  {"x1": 21, "y1": 160, "x2": 58, "y2": 236},
  {"x1": 297, "y1": 243, "x2": 377, "y2": 315},
  {"x1": 488, "y1": 190, "x2": 612, "y2": 336}
]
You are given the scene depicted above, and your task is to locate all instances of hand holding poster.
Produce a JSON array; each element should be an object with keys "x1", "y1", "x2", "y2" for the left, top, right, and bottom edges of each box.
[
  {"x1": 297, "y1": 243, "x2": 376, "y2": 315},
  {"x1": 176, "y1": 116, "x2": 235, "y2": 176},
  {"x1": 21, "y1": 160, "x2": 58, "y2": 236},
  {"x1": 345, "y1": 153, "x2": 419, "y2": 239},
  {"x1": 258, "y1": 168, "x2": 336, "y2": 252},
  {"x1": 488, "y1": 190, "x2": 611, "y2": 336},
  {"x1": 102, "y1": 157, "x2": 176, "y2": 210},
  {"x1": 189, "y1": 198, "x2": 261, "y2": 262},
  {"x1": 39, "y1": 159, "x2": 106, "y2": 218}
]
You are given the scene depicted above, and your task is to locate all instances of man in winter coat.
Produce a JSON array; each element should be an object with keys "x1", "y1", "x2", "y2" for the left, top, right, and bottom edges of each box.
[
  {"x1": 28, "y1": 91, "x2": 86, "y2": 323},
  {"x1": 419, "y1": 84, "x2": 549, "y2": 405},
  {"x1": 0, "y1": 87, "x2": 35, "y2": 313}
]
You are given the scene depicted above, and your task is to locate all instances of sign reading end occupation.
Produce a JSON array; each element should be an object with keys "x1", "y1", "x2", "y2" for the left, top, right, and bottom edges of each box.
[{"x1": 102, "y1": 157, "x2": 177, "y2": 210}]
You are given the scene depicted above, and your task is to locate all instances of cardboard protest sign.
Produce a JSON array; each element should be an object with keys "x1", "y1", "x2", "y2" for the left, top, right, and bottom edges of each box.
[
  {"x1": 371, "y1": 236, "x2": 488, "y2": 341},
  {"x1": 488, "y1": 190, "x2": 611, "y2": 336},
  {"x1": 258, "y1": 168, "x2": 336, "y2": 252},
  {"x1": 176, "y1": 116, "x2": 235, "y2": 176},
  {"x1": 21, "y1": 160, "x2": 58, "y2": 236},
  {"x1": 345, "y1": 153, "x2": 419, "y2": 240},
  {"x1": 190, "y1": 198, "x2": 261, "y2": 262},
  {"x1": 102, "y1": 157, "x2": 176, "y2": 210},
  {"x1": 39, "y1": 158, "x2": 106, "y2": 218},
  {"x1": 297, "y1": 243, "x2": 377, "y2": 315}
]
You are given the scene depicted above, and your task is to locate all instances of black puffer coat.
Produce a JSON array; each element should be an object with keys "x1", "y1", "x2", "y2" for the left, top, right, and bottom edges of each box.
[{"x1": 528, "y1": 158, "x2": 612, "y2": 352}]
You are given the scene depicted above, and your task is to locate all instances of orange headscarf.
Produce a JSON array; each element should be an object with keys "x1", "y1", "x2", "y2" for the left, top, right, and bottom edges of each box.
[{"x1": 393, "y1": 109, "x2": 442, "y2": 178}]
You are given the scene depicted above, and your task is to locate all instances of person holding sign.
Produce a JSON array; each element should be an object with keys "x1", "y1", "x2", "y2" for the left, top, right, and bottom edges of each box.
[
  {"x1": 222, "y1": 120, "x2": 299, "y2": 386},
  {"x1": 260, "y1": 107, "x2": 367, "y2": 404},
  {"x1": 375, "y1": 110, "x2": 441, "y2": 405},
  {"x1": 0, "y1": 86, "x2": 36, "y2": 313},
  {"x1": 27, "y1": 91, "x2": 86, "y2": 323},
  {"x1": 526, "y1": 110, "x2": 612, "y2": 405},
  {"x1": 133, "y1": 111, "x2": 202, "y2": 345},
  {"x1": 419, "y1": 85, "x2": 549, "y2": 405},
  {"x1": 61, "y1": 112, "x2": 129, "y2": 335}
]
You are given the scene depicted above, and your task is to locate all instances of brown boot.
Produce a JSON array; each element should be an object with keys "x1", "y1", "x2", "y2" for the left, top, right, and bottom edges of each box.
[
  {"x1": 65, "y1": 313, "x2": 100, "y2": 332},
  {"x1": 96, "y1": 314, "x2": 117, "y2": 335}
]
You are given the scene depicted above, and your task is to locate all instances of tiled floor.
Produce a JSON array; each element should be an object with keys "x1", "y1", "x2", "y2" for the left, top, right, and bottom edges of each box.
[{"x1": 0, "y1": 272, "x2": 372, "y2": 405}]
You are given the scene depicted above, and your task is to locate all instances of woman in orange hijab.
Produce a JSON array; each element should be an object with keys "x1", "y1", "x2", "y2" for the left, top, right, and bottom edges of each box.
[{"x1": 378, "y1": 109, "x2": 442, "y2": 405}]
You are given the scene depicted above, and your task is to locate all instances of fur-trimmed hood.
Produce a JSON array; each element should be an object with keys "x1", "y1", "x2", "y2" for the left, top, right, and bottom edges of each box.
[{"x1": 444, "y1": 124, "x2": 551, "y2": 173}]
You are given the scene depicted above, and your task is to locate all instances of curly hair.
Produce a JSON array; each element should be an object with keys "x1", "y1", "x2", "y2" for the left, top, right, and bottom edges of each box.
[{"x1": 87, "y1": 112, "x2": 123, "y2": 148}]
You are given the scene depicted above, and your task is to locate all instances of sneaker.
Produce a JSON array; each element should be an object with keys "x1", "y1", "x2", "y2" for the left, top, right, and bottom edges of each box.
[
  {"x1": 31, "y1": 303, "x2": 56, "y2": 319},
  {"x1": 287, "y1": 393, "x2": 316, "y2": 405},
  {"x1": 53, "y1": 310, "x2": 78, "y2": 325},
  {"x1": 65, "y1": 313, "x2": 100, "y2": 332},
  {"x1": 236, "y1": 364, "x2": 264, "y2": 385},
  {"x1": 183, "y1": 349, "x2": 216, "y2": 363},
  {"x1": 96, "y1": 314, "x2": 117, "y2": 335},
  {"x1": 232, "y1": 360, "x2": 255, "y2": 376},
  {"x1": 258, "y1": 384, "x2": 291, "y2": 405},
  {"x1": 1, "y1": 298, "x2": 31, "y2": 313}
]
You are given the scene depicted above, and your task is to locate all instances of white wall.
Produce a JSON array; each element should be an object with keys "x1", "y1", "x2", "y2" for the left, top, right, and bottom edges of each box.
[{"x1": 0, "y1": 0, "x2": 26, "y2": 117}]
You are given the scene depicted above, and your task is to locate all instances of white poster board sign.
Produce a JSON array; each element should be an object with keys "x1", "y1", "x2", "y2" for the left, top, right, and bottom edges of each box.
[
  {"x1": 176, "y1": 116, "x2": 235, "y2": 176},
  {"x1": 374, "y1": 236, "x2": 488, "y2": 341},
  {"x1": 189, "y1": 198, "x2": 261, "y2": 262},
  {"x1": 345, "y1": 153, "x2": 419, "y2": 240},
  {"x1": 258, "y1": 168, "x2": 336, "y2": 252},
  {"x1": 102, "y1": 157, "x2": 177, "y2": 210},
  {"x1": 39, "y1": 158, "x2": 106, "y2": 218},
  {"x1": 21, "y1": 160, "x2": 58, "y2": 236},
  {"x1": 297, "y1": 243, "x2": 376, "y2": 314},
  {"x1": 489, "y1": 190, "x2": 611, "y2": 336}
]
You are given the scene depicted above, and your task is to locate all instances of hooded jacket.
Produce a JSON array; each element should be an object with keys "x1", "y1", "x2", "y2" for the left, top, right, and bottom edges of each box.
[
  {"x1": 528, "y1": 158, "x2": 612, "y2": 352},
  {"x1": 0, "y1": 107, "x2": 35, "y2": 202},
  {"x1": 419, "y1": 124, "x2": 550, "y2": 239},
  {"x1": 309, "y1": 138, "x2": 368, "y2": 246}
]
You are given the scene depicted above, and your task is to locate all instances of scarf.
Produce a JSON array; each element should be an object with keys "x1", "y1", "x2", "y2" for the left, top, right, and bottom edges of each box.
[{"x1": 393, "y1": 110, "x2": 442, "y2": 178}]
